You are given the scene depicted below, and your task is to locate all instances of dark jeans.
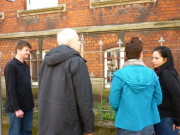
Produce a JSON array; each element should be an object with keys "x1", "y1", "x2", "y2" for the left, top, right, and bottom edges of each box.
[
  {"x1": 117, "y1": 125, "x2": 154, "y2": 135},
  {"x1": 8, "y1": 109, "x2": 33, "y2": 135},
  {"x1": 154, "y1": 117, "x2": 179, "y2": 135}
]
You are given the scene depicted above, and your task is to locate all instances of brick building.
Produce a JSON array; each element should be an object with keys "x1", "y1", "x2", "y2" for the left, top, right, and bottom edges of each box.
[{"x1": 0, "y1": 0, "x2": 180, "y2": 96}]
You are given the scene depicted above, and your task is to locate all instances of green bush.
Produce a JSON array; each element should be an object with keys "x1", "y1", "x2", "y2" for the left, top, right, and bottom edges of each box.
[{"x1": 94, "y1": 99, "x2": 115, "y2": 121}]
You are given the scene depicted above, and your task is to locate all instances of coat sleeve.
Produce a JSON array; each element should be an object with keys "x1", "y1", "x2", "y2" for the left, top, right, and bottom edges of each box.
[
  {"x1": 4, "y1": 63, "x2": 20, "y2": 111},
  {"x1": 71, "y1": 58, "x2": 94, "y2": 134},
  {"x1": 109, "y1": 73, "x2": 123, "y2": 111},
  {"x1": 162, "y1": 70, "x2": 180, "y2": 126},
  {"x1": 153, "y1": 74, "x2": 162, "y2": 106}
]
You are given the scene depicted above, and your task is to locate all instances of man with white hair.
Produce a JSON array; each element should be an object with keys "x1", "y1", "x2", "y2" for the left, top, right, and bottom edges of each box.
[{"x1": 38, "y1": 28, "x2": 94, "y2": 135}]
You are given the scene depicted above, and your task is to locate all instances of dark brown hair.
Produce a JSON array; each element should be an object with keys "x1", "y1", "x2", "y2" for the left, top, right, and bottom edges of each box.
[
  {"x1": 125, "y1": 37, "x2": 143, "y2": 60},
  {"x1": 15, "y1": 40, "x2": 32, "y2": 54}
]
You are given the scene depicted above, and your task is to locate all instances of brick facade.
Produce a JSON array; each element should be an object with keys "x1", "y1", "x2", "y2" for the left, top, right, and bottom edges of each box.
[
  {"x1": 0, "y1": 0, "x2": 180, "y2": 77},
  {"x1": 1, "y1": 0, "x2": 180, "y2": 32}
]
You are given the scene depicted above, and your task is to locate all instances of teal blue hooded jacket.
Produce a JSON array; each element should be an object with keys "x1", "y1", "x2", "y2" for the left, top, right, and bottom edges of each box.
[{"x1": 109, "y1": 65, "x2": 162, "y2": 131}]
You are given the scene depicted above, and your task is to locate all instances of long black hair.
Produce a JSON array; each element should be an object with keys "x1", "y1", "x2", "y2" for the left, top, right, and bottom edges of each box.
[{"x1": 153, "y1": 46, "x2": 178, "y2": 76}]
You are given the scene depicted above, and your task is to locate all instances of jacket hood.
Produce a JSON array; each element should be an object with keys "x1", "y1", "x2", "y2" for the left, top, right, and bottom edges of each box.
[
  {"x1": 114, "y1": 65, "x2": 154, "y2": 93},
  {"x1": 44, "y1": 45, "x2": 80, "y2": 66}
]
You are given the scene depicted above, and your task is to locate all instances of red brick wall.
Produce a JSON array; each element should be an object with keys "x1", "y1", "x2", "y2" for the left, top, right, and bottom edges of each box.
[
  {"x1": 1, "y1": 0, "x2": 180, "y2": 33},
  {"x1": 82, "y1": 30, "x2": 180, "y2": 77},
  {"x1": 0, "y1": 0, "x2": 180, "y2": 76},
  {"x1": 0, "y1": 30, "x2": 180, "y2": 77}
]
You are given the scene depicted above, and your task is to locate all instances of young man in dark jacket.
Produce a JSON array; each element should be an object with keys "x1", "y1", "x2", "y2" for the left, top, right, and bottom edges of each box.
[
  {"x1": 38, "y1": 28, "x2": 94, "y2": 135},
  {"x1": 4, "y1": 40, "x2": 34, "y2": 135}
]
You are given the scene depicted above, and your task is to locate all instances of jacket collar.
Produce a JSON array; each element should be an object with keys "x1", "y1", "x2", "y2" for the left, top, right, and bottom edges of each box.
[
  {"x1": 13, "y1": 57, "x2": 25, "y2": 65},
  {"x1": 122, "y1": 59, "x2": 146, "y2": 68}
]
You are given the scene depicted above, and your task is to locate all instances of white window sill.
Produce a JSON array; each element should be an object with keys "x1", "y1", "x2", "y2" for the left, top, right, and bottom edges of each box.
[
  {"x1": 90, "y1": 0, "x2": 156, "y2": 8},
  {"x1": 17, "y1": 4, "x2": 66, "y2": 17}
]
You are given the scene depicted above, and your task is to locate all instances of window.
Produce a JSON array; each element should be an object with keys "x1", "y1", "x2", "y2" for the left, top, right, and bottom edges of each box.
[
  {"x1": 104, "y1": 47, "x2": 125, "y2": 88},
  {"x1": 27, "y1": 0, "x2": 58, "y2": 10},
  {"x1": 30, "y1": 50, "x2": 49, "y2": 82}
]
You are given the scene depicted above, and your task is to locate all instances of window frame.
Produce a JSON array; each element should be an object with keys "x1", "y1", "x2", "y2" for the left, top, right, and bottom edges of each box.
[
  {"x1": 104, "y1": 47, "x2": 125, "y2": 88},
  {"x1": 0, "y1": 12, "x2": 4, "y2": 19},
  {"x1": 30, "y1": 50, "x2": 49, "y2": 82},
  {"x1": 26, "y1": 0, "x2": 59, "y2": 10}
]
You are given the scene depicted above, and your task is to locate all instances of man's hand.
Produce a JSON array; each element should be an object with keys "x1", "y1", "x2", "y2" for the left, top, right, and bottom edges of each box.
[
  {"x1": 174, "y1": 124, "x2": 180, "y2": 130},
  {"x1": 15, "y1": 110, "x2": 24, "y2": 118},
  {"x1": 33, "y1": 106, "x2": 36, "y2": 112},
  {"x1": 176, "y1": 126, "x2": 180, "y2": 129},
  {"x1": 86, "y1": 133, "x2": 93, "y2": 135}
]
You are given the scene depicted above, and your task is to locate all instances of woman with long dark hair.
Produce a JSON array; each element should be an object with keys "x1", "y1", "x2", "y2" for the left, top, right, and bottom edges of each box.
[{"x1": 152, "y1": 46, "x2": 180, "y2": 135}]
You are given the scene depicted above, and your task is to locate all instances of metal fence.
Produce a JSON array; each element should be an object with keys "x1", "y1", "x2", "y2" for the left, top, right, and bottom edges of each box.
[{"x1": 0, "y1": 37, "x2": 180, "y2": 134}]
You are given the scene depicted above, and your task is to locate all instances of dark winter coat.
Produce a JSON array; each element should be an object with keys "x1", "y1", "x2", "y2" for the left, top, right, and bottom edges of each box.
[
  {"x1": 38, "y1": 45, "x2": 94, "y2": 135},
  {"x1": 157, "y1": 69, "x2": 180, "y2": 126}
]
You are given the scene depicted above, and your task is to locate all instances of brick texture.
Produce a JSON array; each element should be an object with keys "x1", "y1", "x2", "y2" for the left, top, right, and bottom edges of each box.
[
  {"x1": 1, "y1": 0, "x2": 180, "y2": 33},
  {"x1": 0, "y1": 0, "x2": 180, "y2": 77}
]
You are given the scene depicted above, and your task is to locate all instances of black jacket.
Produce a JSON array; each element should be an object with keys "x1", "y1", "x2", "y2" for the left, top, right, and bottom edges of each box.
[
  {"x1": 38, "y1": 45, "x2": 94, "y2": 135},
  {"x1": 157, "y1": 69, "x2": 180, "y2": 126},
  {"x1": 4, "y1": 57, "x2": 34, "y2": 112}
]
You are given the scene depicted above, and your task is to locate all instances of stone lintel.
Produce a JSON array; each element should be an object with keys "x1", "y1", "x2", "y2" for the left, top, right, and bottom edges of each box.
[
  {"x1": 17, "y1": 4, "x2": 66, "y2": 17},
  {"x1": 0, "y1": 20, "x2": 180, "y2": 40},
  {"x1": 90, "y1": 0, "x2": 156, "y2": 8}
]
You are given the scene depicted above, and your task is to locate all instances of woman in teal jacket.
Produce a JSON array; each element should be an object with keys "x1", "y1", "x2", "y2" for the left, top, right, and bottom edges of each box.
[{"x1": 109, "y1": 37, "x2": 162, "y2": 135}]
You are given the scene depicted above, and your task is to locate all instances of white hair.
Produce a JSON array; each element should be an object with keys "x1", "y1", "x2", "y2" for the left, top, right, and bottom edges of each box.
[{"x1": 57, "y1": 28, "x2": 78, "y2": 45}]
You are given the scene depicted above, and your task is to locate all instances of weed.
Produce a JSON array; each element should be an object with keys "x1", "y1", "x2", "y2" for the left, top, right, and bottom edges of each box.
[{"x1": 94, "y1": 99, "x2": 115, "y2": 121}]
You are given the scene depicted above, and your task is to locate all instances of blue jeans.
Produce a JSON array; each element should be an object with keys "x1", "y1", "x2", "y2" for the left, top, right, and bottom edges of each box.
[
  {"x1": 8, "y1": 109, "x2": 33, "y2": 135},
  {"x1": 117, "y1": 125, "x2": 154, "y2": 135},
  {"x1": 154, "y1": 117, "x2": 179, "y2": 135}
]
